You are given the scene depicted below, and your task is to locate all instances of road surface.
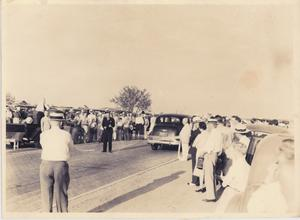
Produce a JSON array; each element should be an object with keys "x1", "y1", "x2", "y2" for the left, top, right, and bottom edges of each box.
[{"x1": 5, "y1": 140, "x2": 178, "y2": 212}]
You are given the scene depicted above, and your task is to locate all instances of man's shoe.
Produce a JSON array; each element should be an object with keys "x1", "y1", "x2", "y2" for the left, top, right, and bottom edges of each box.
[
  {"x1": 202, "y1": 199, "x2": 216, "y2": 202},
  {"x1": 195, "y1": 187, "x2": 206, "y2": 193},
  {"x1": 102, "y1": 151, "x2": 106, "y2": 152}
]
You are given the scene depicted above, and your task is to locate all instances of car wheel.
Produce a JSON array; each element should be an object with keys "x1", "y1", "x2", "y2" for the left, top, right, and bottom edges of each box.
[{"x1": 151, "y1": 144, "x2": 158, "y2": 150}]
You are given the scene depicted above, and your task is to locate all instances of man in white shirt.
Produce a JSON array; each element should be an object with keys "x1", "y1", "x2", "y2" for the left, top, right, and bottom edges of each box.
[
  {"x1": 87, "y1": 110, "x2": 97, "y2": 142},
  {"x1": 149, "y1": 115, "x2": 156, "y2": 134},
  {"x1": 79, "y1": 110, "x2": 88, "y2": 143},
  {"x1": 40, "y1": 114, "x2": 73, "y2": 212},
  {"x1": 219, "y1": 118, "x2": 234, "y2": 151},
  {"x1": 122, "y1": 114, "x2": 130, "y2": 141},
  {"x1": 116, "y1": 116, "x2": 124, "y2": 141},
  {"x1": 96, "y1": 112, "x2": 104, "y2": 142},
  {"x1": 6, "y1": 106, "x2": 13, "y2": 123},
  {"x1": 135, "y1": 112, "x2": 145, "y2": 139},
  {"x1": 40, "y1": 110, "x2": 51, "y2": 132},
  {"x1": 87, "y1": 110, "x2": 96, "y2": 125},
  {"x1": 178, "y1": 117, "x2": 191, "y2": 161},
  {"x1": 144, "y1": 116, "x2": 150, "y2": 139},
  {"x1": 202, "y1": 118, "x2": 223, "y2": 202},
  {"x1": 193, "y1": 122, "x2": 210, "y2": 191}
]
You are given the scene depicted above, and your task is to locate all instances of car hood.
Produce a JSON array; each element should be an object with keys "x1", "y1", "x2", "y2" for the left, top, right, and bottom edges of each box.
[{"x1": 246, "y1": 124, "x2": 292, "y2": 135}]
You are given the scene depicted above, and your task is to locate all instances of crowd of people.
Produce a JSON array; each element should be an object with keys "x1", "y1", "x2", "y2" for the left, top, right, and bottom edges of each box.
[
  {"x1": 177, "y1": 114, "x2": 283, "y2": 211},
  {"x1": 6, "y1": 103, "x2": 156, "y2": 146},
  {"x1": 6, "y1": 105, "x2": 43, "y2": 125},
  {"x1": 6, "y1": 102, "x2": 294, "y2": 213},
  {"x1": 6, "y1": 102, "x2": 290, "y2": 149},
  {"x1": 35, "y1": 110, "x2": 293, "y2": 213},
  {"x1": 64, "y1": 109, "x2": 152, "y2": 144}
]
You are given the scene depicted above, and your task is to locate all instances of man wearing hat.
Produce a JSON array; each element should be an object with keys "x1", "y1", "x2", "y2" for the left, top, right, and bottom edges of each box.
[
  {"x1": 39, "y1": 112, "x2": 73, "y2": 212},
  {"x1": 202, "y1": 118, "x2": 223, "y2": 202},
  {"x1": 66, "y1": 108, "x2": 75, "y2": 138},
  {"x1": 87, "y1": 109, "x2": 97, "y2": 143},
  {"x1": 178, "y1": 117, "x2": 191, "y2": 161},
  {"x1": 40, "y1": 110, "x2": 51, "y2": 132},
  {"x1": 187, "y1": 116, "x2": 202, "y2": 187},
  {"x1": 135, "y1": 111, "x2": 145, "y2": 140},
  {"x1": 6, "y1": 106, "x2": 13, "y2": 123},
  {"x1": 102, "y1": 112, "x2": 115, "y2": 152},
  {"x1": 72, "y1": 111, "x2": 81, "y2": 144}
]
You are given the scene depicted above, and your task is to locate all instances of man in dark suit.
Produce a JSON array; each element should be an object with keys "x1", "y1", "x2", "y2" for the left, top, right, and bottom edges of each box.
[
  {"x1": 102, "y1": 112, "x2": 115, "y2": 153},
  {"x1": 188, "y1": 116, "x2": 202, "y2": 186}
]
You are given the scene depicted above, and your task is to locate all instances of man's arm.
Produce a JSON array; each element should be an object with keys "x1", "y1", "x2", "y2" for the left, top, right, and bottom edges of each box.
[
  {"x1": 102, "y1": 118, "x2": 106, "y2": 128},
  {"x1": 217, "y1": 132, "x2": 224, "y2": 155},
  {"x1": 68, "y1": 133, "x2": 74, "y2": 148},
  {"x1": 111, "y1": 118, "x2": 115, "y2": 128},
  {"x1": 40, "y1": 118, "x2": 44, "y2": 132},
  {"x1": 39, "y1": 133, "x2": 44, "y2": 148}
]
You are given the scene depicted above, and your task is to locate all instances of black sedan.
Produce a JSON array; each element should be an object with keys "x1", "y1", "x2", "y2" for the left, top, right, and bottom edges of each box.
[{"x1": 147, "y1": 114, "x2": 190, "y2": 150}]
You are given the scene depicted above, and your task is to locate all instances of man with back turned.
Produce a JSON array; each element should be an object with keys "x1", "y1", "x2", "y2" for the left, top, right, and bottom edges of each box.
[
  {"x1": 39, "y1": 111, "x2": 73, "y2": 212},
  {"x1": 102, "y1": 112, "x2": 115, "y2": 153}
]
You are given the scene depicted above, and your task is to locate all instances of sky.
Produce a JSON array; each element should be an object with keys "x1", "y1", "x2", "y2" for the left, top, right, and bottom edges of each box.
[{"x1": 3, "y1": 1, "x2": 297, "y2": 119}]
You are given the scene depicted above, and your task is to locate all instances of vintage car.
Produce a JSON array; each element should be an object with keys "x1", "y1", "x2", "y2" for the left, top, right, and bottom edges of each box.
[
  {"x1": 147, "y1": 113, "x2": 190, "y2": 150},
  {"x1": 224, "y1": 124, "x2": 295, "y2": 213}
]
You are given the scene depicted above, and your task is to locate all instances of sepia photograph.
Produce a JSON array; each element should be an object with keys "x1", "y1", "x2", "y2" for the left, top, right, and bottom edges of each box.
[{"x1": 1, "y1": 0, "x2": 300, "y2": 218}]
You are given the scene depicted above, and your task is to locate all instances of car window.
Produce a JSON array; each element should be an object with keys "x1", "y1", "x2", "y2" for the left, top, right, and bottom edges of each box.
[
  {"x1": 165, "y1": 117, "x2": 171, "y2": 123},
  {"x1": 171, "y1": 117, "x2": 181, "y2": 123},
  {"x1": 156, "y1": 116, "x2": 182, "y2": 124}
]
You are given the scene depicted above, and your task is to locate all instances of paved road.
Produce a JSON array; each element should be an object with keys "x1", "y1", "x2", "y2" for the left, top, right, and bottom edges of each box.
[{"x1": 5, "y1": 140, "x2": 178, "y2": 212}]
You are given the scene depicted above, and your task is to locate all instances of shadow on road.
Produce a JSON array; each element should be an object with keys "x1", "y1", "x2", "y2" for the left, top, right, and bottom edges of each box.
[
  {"x1": 89, "y1": 170, "x2": 185, "y2": 212},
  {"x1": 71, "y1": 163, "x2": 111, "y2": 178},
  {"x1": 160, "y1": 145, "x2": 178, "y2": 151},
  {"x1": 216, "y1": 185, "x2": 225, "y2": 201}
]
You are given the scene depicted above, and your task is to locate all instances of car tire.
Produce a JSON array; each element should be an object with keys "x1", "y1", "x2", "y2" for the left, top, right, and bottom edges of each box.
[{"x1": 151, "y1": 144, "x2": 158, "y2": 150}]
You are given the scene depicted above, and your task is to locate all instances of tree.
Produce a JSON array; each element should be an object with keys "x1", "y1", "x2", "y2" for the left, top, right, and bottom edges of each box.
[
  {"x1": 111, "y1": 86, "x2": 152, "y2": 113},
  {"x1": 6, "y1": 92, "x2": 16, "y2": 105}
]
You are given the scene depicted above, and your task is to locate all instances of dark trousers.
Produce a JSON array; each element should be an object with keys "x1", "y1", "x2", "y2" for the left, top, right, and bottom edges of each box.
[
  {"x1": 129, "y1": 129, "x2": 133, "y2": 140},
  {"x1": 116, "y1": 127, "x2": 123, "y2": 141},
  {"x1": 123, "y1": 128, "x2": 130, "y2": 140},
  {"x1": 103, "y1": 129, "x2": 113, "y2": 152},
  {"x1": 97, "y1": 128, "x2": 103, "y2": 142},
  {"x1": 71, "y1": 127, "x2": 79, "y2": 144},
  {"x1": 72, "y1": 127, "x2": 85, "y2": 144},
  {"x1": 136, "y1": 124, "x2": 144, "y2": 137},
  {"x1": 88, "y1": 127, "x2": 97, "y2": 143},
  {"x1": 40, "y1": 160, "x2": 70, "y2": 212},
  {"x1": 189, "y1": 146, "x2": 200, "y2": 185}
]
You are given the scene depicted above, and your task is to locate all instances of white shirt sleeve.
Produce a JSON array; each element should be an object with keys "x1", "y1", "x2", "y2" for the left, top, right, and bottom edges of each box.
[
  {"x1": 213, "y1": 130, "x2": 223, "y2": 153},
  {"x1": 68, "y1": 133, "x2": 73, "y2": 148}
]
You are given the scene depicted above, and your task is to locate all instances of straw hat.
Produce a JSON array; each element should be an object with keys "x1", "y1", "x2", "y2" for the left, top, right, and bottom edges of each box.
[{"x1": 235, "y1": 124, "x2": 250, "y2": 133}]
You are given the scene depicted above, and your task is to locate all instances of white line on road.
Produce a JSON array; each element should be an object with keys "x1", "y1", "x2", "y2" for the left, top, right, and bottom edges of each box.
[
  {"x1": 68, "y1": 158, "x2": 178, "y2": 203},
  {"x1": 73, "y1": 141, "x2": 146, "y2": 152}
]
